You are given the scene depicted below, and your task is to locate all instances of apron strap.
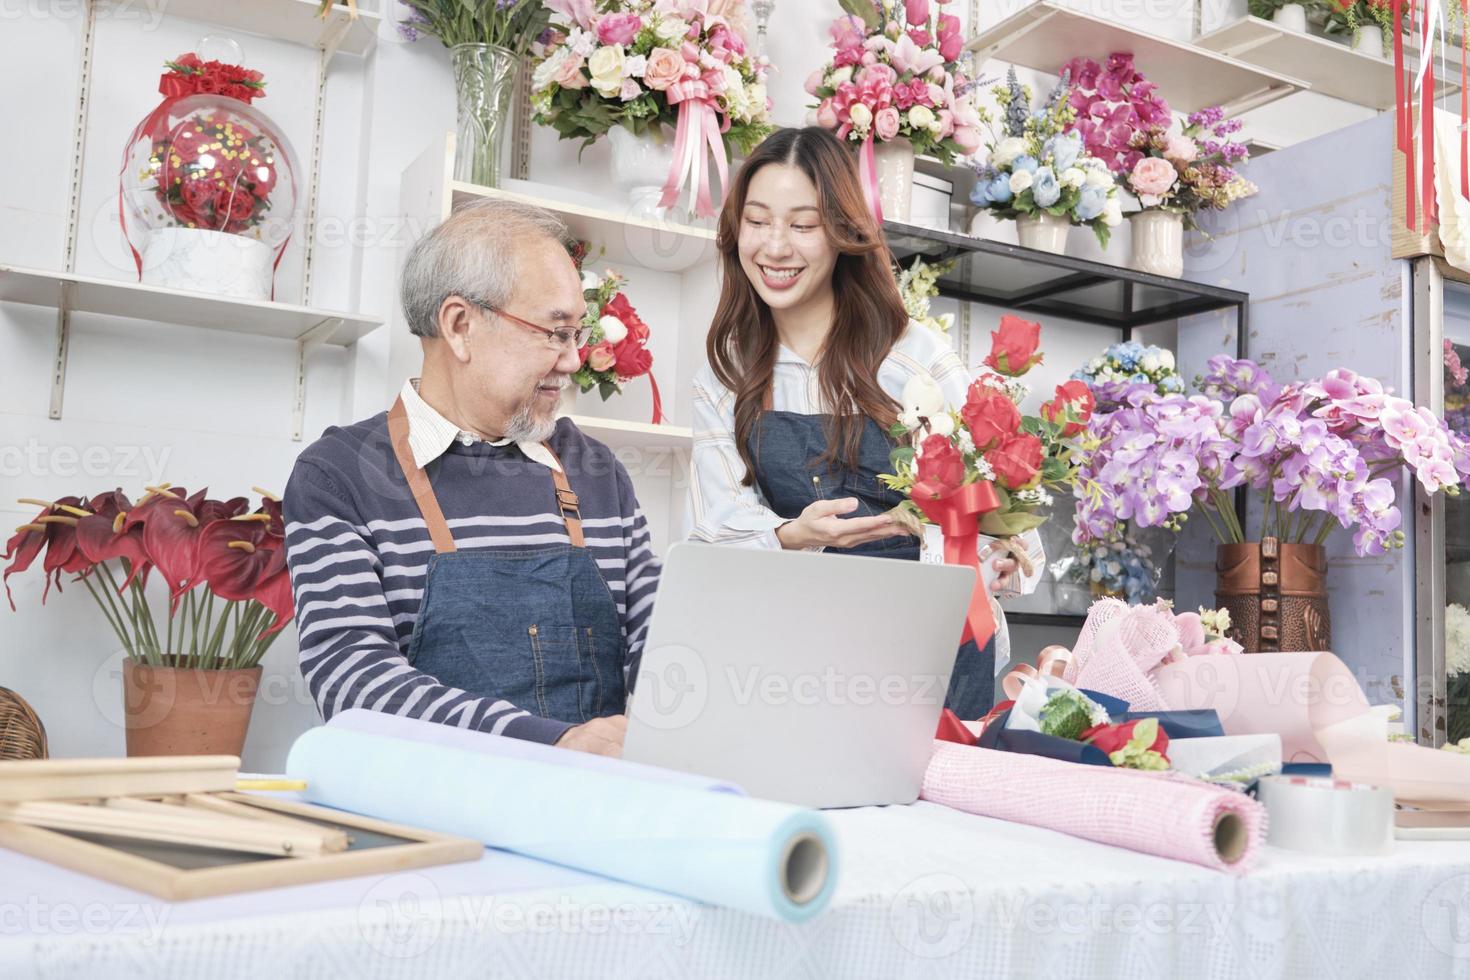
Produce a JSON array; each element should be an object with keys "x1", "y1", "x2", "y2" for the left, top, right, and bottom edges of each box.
[
  {"x1": 388, "y1": 396, "x2": 458, "y2": 554},
  {"x1": 540, "y1": 444, "x2": 585, "y2": 548}
]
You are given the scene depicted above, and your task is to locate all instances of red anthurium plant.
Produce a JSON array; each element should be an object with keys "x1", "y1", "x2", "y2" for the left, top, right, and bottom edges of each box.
[{"x1": 3, "y1": 485, "x2": 292, "y2": 670}]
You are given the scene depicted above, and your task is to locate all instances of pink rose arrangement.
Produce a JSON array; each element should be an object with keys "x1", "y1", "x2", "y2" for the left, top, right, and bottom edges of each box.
[
  {"x1": 1122, "y1": 105, "x2": 1257, "y2": 225},
  {"x1": 807, "y1": 0, "x2": 984, "y2": 167},
  {"x1": 530, "y1": 0, "x2": 772, "y2": 216}
]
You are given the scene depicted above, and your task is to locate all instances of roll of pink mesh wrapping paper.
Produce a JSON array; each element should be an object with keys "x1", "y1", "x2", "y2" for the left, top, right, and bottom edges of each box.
[{"x1": 920, "y1": 741, "x2": 1267, "y2": 873}]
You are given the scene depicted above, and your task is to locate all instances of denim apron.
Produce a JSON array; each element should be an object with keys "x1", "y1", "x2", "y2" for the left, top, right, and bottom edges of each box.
[
  {"x1": 388, "y1": 397, "x2": 626, "y2": 725},
  {"x1": 748, "y1": 388, "x2": 996, "y2": 718}
]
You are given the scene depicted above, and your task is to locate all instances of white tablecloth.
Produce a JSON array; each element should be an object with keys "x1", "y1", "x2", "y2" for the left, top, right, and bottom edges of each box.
[{"x1": 3, "y1": 798, "x2": 1470, "y2": 979}]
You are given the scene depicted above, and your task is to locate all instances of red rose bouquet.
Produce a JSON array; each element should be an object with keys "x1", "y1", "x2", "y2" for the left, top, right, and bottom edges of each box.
[
  {"x1": 573, "y1": 264, "x2": 663, "y2": 422},
  {"x1": 3, "y1": 486, "x2": 294, "y2": 670},
  {"x1": 881, "y1": 313, "x2": 1087, "y2": 537}
]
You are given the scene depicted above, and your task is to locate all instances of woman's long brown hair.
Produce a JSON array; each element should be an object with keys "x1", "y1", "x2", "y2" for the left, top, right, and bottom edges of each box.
[{"x1": 707, "y1": 126, "x2": 908, "y2": 487}]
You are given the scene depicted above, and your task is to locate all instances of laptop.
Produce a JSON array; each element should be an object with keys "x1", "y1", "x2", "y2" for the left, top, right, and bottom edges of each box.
[{"x1": 622, "y1": 543, "x2": 975, "y2": 809}]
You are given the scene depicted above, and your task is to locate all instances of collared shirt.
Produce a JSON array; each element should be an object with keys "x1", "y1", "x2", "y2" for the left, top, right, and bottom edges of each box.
[{"x1": 400, "y1": 378, "x2": 561, "y2": 473}]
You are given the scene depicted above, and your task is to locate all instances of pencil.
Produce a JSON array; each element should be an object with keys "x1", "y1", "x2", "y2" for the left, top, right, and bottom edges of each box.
[{"x1": 235, "y1": 779, "x2": 308, "y2": 791}]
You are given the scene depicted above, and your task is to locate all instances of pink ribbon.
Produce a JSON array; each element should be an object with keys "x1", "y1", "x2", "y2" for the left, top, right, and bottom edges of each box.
[
  {"x1": 859, "y1": 132, "x2": 884, "y2": 224},
  {"x1": 1000, "y1": 644, "x2": 1072, "y2": 703},
  {"x1": 658, "y1": 76, "x2": 729, "y2": 219}
]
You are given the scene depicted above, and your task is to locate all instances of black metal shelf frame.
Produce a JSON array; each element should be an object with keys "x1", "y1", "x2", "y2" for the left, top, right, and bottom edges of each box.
[{"x1": 881, "y1": 220, "x2": 1252, "y2": 627}]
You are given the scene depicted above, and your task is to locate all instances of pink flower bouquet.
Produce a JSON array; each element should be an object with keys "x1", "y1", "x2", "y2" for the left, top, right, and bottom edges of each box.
[
  {"x1": 530, "y1": 0, "x2": 773, "y2": 216},
  {"x1": 807, "y1": 0, "x2": 984, "y2": 166},
  {"x1": 1122, "y1": 106, "x2": 1258, "y2": 229}
]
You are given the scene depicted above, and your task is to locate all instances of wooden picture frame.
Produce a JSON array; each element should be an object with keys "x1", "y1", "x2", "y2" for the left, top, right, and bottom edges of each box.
[{"x1": 0, "y1": 791, "x2": 483, "y2": 901}]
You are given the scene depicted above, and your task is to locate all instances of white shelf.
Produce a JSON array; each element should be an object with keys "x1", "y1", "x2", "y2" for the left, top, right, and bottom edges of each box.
[
  {"x1": 564, "y1": 415, "x2": 692, "y2": 451},
  {"x1": 1197, "y1": 16, "x2": 1458, "y2": 111},
  {"x1": 0, "y1": 264, "x2": 382, "y2": 345},
  {"x1": 160, "y1": 0, "x2": 380, "y2": 57},
  {"x1": 451, "y1": 182, "x2": 718, "y2": 274},
  {"x1": 968, "y1": 1, "x2": 1306, "y2": 116}
]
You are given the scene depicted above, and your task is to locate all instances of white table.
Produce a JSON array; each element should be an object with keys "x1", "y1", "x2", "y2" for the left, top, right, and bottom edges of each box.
[{"x1": 3, "y1": 799, "x2": 1469, "y2": 979}]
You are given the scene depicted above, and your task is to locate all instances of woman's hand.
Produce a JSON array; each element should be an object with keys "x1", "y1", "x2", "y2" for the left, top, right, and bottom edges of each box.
[
  {"x1": 989, "y1": 556, "x2": 1020, "y2": 597},
  {"x1": 775, "y1": 498, "x2": 913, "y2": 551}
]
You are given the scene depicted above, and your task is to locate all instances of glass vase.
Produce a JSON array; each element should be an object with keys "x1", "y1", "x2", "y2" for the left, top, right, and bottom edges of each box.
[{"x1": 451, "y1": 43, "x2": 519, "y2": 188}]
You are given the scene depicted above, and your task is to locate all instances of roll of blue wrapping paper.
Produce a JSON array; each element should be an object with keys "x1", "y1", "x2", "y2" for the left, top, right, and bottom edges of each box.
[{"x1": 286, "y1": 726, "x2": 838, "y2": 921}]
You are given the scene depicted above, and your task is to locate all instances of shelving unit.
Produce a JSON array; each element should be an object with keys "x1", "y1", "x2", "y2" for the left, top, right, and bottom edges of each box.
[
  {"x1": 1195, "y1": 16, "x2": 1460, "y2": 111},
  {"x1": 885, "y1": 221, "x2": 1250, "y2": 335},
  {"x1": 564, "y1": 416, "x2": 693, "y2": 451},
  {"x1": 967, "y1": 1, "x2": 1305, "y2": 116},
  {"x1": 451, "y1": 182, "x2": 717, "y2": 274},
  {"x1": 0, "y1": 264, "x2": 383, "y2": 439},
  {"x1": 22, "y1": 0, "x2": 385, "y2": 439},
  {"x1": 158, "y1": 0, "x2": 381, "y2": 57}
]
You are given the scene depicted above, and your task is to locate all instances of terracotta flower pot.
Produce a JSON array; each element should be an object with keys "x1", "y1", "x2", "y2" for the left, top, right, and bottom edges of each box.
[
  {"x1": 122, "y1": 657, "x2": 261, "y2": 758},
  {"x1": 1214, "y1": 537, "x2": 1330, "y2": 652}
]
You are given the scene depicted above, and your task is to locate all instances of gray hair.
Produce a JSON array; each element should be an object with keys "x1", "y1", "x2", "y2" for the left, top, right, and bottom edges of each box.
[{"x1": 400, "y1": 197, "x2": 569, "y2": 338}]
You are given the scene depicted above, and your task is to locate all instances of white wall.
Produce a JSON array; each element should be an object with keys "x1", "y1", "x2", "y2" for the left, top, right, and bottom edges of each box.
[{"x1": 0, "y1": 0, "x2": 1383, "y2": 768}]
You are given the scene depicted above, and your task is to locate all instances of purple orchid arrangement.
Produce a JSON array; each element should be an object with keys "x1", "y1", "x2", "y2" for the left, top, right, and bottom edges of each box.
[
  {"x1": 1062, "y1": 52, "x2": 1172, "y2": 174},
  {"x1": 1446, "y1": 340, "x2": 1470, "y2": 441},
  {"x1": 1075, "y1": 356, "x2": 1470, "y2": 558}
]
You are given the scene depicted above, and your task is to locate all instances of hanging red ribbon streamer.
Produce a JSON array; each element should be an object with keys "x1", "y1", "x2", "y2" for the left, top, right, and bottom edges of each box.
[
  {"x1": 859, "y1": 132, "x2": 884, "y2": 225},
  {"x1": 1424, "y1": 0, "x2": 1437, "y2": 230},
  {"x1": 911, "y1": 481, "x2": 1001, "y2": 649},
  {"x1": 658, "y1": 74, "x2": 730, "y2": 219},
  {"x1": 647, "y1": 372, "x2": 664, "y2": 425}
]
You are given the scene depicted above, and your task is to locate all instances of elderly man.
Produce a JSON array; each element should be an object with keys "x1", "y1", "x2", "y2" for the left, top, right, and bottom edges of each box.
[{"x1": 282, "y1": 199, "x2": 659, "y2": 756}]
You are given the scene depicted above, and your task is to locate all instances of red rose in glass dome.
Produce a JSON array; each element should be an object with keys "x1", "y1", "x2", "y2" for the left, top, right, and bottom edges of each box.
[
  {"x1": 989, "y1": 432, "x2": 1043, "y2": 490},
  {"x1": 1041, "y1": 379, "x2": 1096, "y2": 437},
  {"x1": 960, "y1": 387, "x2": 1021, "y2": 452},
  {"x1": 913, "y1": 433, "x2": 967, "y2": 499},
  {"x1": 983, "y1": 314, "x2": 1044, "y2": 376}
]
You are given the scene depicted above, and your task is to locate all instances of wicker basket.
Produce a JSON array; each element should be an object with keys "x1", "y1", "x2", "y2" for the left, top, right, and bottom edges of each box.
[{"x1": 0, "y1": 686, "x2": 48, "y2": 761}]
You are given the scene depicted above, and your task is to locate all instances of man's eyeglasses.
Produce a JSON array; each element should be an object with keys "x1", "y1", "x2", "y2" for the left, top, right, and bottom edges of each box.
[{"x1": 471, "y1": 301, "x2": 589, "y2": 351}]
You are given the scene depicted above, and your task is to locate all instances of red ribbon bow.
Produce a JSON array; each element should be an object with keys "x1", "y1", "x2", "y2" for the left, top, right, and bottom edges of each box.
[{"x1": 912, "y1": 481, "x2": 1000, "y2": 649}]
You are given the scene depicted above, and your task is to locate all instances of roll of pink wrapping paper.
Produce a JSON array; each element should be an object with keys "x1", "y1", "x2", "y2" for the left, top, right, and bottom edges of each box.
[{"x1": 920, "y1": 742, "x2": 1267, "y2": 873}]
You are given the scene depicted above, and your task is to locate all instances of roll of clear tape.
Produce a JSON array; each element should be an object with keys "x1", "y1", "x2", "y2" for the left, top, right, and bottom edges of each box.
[{"x1": 1255, "y1": 776, "x2": 1394, "y2": 856}]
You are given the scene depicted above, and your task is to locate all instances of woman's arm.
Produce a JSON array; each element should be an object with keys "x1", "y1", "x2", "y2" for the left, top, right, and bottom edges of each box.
[{"x1": 684, "y1": 371, "x2": 787, "y2": 549}]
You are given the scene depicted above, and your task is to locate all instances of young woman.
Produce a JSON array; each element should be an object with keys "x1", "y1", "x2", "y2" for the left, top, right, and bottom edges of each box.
[{"x1": 685, "y1": 126, "x2": 1043, "y2": 718}]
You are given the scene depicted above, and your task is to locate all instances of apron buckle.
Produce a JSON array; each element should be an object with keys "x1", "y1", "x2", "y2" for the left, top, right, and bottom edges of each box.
[{"x1": 555, "y1": 487, "x2": 581, "y2": 514}]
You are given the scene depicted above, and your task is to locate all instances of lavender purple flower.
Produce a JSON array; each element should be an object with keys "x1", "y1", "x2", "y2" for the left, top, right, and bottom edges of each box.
[{"x1": 1076, "y1": 357, "x2": 1463, "y2": 558}]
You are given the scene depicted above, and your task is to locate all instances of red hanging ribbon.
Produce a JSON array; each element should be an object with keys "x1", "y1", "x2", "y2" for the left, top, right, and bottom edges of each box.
[
  {"x1": 911, "y1": 481, "x2": 1001, "y2": 649},
  {"x1": 1424, "y1": 0, "x2": 1437, "y2": 230},
  {"x1": 647, "y1": 372, "x2": 664, "y2": 425}
]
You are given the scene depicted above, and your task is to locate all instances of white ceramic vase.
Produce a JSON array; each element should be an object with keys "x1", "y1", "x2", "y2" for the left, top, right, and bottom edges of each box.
[
  {"x1": 140, "y1": 227, "x2": 274, "y2": 300},
  {"x1": 1015, "y1": 212, "x2": 1069, "y2": 254},
  {"x1": 873, "y1": 139, "x2": 916, "y2": 223},
  {"x1": 1352, "y1": 25, "x2": 1384, "y2": 56},
  {"x1": 608, "y1": 125, "x2": 679, "y2": 222},
  {"x1": 1129, "y1": 210, "x2": 1185, "y2": 278},
  {"x1": 1271, "y1": 3, "x2": 1308, "y2": 32}
]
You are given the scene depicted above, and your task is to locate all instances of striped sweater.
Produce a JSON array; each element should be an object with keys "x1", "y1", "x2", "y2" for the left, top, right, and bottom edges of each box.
[{"x1": 282, "y1": 413, "x2": 662, "y2": 745}]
